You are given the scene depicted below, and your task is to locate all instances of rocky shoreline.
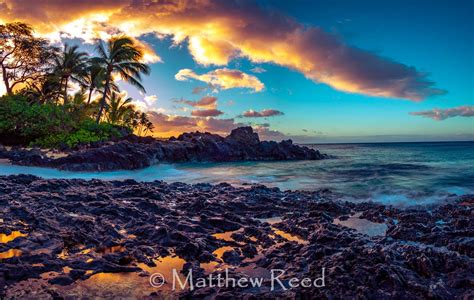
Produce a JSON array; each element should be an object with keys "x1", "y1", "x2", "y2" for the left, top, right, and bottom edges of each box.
[
  {"x1": 1, "y1": 175, "x2": 472, "y2": 299},
  {"x1": 0, "y1": 127, "x2": 328, "y2": 172}
]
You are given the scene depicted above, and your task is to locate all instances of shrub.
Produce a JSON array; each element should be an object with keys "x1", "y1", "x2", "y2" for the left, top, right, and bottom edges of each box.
[
  {"x1": 32, "y1": 121, "x2": 123, "y2": 148},
  {"x1": 0, "y1": 95, "x2": 125, "y2": 148},
  {"x1": 0, "y1": 95, "x2": 72, "y2": 145}
]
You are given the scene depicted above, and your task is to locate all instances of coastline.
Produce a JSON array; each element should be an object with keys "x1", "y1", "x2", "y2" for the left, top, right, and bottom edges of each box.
[
  {"x1": 1, "y1": 174, "x2": 472, "y2": 298},
  {"x1": 0, "y1": 127, "x2": 328, "y2": 172}
]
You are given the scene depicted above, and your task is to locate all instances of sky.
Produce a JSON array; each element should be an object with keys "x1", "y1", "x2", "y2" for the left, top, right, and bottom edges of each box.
[{"x1": 0, "y1": 0, "x2": 473, "y2": 142}]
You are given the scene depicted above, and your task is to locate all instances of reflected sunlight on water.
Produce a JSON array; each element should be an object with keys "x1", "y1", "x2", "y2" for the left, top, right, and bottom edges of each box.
[
  {"x1": 0, "y1": 249, "x2": 22, "y2": 259},
  {"x1": 0, "y1": 231, "x2": 27, "y2": 243}
]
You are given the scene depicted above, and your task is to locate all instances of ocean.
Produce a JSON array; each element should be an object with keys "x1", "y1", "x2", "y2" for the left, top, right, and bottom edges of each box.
[{"x1": 1, "y1": 141, "x2": 473, "y2": 206}]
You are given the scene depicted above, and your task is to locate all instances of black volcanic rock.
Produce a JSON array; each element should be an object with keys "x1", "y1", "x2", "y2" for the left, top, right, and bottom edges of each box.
[
  {"x1": 1, "y1": 127, "x2": 328, "y2": 171},
  {"x1": 227, "y1": 126, "x2": 260, "y2": 146},
  {"x1": 0, "y1": 175, "x2": 472, "y2": 299}
]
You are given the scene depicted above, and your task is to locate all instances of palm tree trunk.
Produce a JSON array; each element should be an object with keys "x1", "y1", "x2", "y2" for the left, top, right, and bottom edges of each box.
[
  {"x1": 96, "y1": 72, "x2": 111, "y2": 124},
  {"x1": 63, "y1": 76, "x2": 69, "y2": 105},
  {"x1": 87, "y1": 87, "x2": 93, "y2": 105}
]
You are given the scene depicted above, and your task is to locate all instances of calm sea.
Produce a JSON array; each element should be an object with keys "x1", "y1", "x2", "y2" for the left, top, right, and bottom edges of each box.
[{"x1": 1, "y1": 141, "x2": 473, "y2": 206}]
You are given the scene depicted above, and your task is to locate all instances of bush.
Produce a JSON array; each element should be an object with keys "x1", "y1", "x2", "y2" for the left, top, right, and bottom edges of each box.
[
  {"x1": 0, "y1": 95, "x2": 124, "y2": 148},
  {"x1": 0, "y1": 95, "x2": 73, "y2": 145},
  {"x1": 32, "y1": 121, "x2": 123, "y2": 148}
]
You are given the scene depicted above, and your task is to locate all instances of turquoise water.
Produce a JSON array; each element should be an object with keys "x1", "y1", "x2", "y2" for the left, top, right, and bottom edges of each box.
[{"x1": 1, "y1": 142, "x2": 473, "y2": 205}]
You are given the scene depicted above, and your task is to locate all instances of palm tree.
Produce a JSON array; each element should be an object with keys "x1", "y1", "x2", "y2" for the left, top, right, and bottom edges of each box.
[
  {"x1": 81, "y1": 62, "x2": 105, "y2": 105},
  {"x1": 24, "y1": 74, "x2": 62, "y2": 104},
  {"x1": 93, "y1": 36, "x2": 150, "y2": 123},
  {"x1": 104, "y1": 91, "x2": 135, "y2": 125},
  {"x1": 80, "y1": 61, "x2": 120, "y2": 106},
  {"x1": 67, "y1": 90, "x2": 90, "y2": 122},
  {"x1": 137, "y1": 112, "x2": 154, "y2": 136},
  {"x1": 54, "y1": 44, "x2": 88, "y2": 104}
]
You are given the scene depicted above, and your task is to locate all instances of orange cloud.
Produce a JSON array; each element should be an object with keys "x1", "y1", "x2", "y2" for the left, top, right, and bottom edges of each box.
[
  {"x1": 0, "y1": 0, "x2": 445, "y2": 100},
  {"x1": 175, "y1": 96, "x2": 218, "y2": 109},
  {"x1": 175, "y1": 68, "x2": 264, "y2": 92},
  {"x1": 191, "y1": 108, "x2": 223, "y2": 117},
  {"x1": 147, "y1": 112, "x2": 238, "y2": 138},
  {"x1": 146, "y1": 111, "x2": 302, "y2": 142}
]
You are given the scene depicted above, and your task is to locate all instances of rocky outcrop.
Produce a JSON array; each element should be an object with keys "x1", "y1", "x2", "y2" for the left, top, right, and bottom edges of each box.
[
  {"x1": 0, "y1": 127, "x2": 328, "y2": 171},
  {"x1": 0, "y1": 175, "x2": 472, "y2": 299}
]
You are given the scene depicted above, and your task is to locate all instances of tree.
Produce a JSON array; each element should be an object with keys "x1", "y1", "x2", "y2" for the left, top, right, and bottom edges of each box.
[
  {"x1": 93, "y1": 36, "x2": 150, "y2": 123},
  {"x1": 81, "y1": 62, "x2": 105, "y2": 105},
  {"x1": 53, "y1": 44, "x2": 88, "y2": 104},
  {"x1": 0, "y1": 22, "x2": 56, "y2": 95},
  {"x1": 79, "y1": 60, "x2": 119, "y2": 105},
  {"x1": 104, "y1": 91, "x2": 135, "y2": 126},
  {"x1": 138, "y1": 112, "x2": 154, "y2": 136},
  {"x1": 23, "y1": 74, "x2": 62, "y2": 104},
  {"x1": 129, "y1": 111, "x2": 154, "y2": 136}
]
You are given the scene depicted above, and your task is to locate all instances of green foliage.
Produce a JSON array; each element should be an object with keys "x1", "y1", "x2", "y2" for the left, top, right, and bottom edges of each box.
[
  {"x1": 0, "y1": 95, "x2": 72, "y2": 144},
  {"x1": 0, "y1": 95, "x2": 123, "y2": 148},
  {"x1": 32, "y1": 121, "x2": 123, "y2": 148},
  {"x1": 0, "y1": 23, "x2": 153, "y2": 148}
]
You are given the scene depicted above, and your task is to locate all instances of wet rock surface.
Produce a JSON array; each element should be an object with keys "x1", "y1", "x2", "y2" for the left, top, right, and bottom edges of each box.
[
  {"x1": 0, "y1": 175, "x2": 472, "y2": 299},
  {"x1": 0, "y1": 127, "x2": 328, "y2": 171}
]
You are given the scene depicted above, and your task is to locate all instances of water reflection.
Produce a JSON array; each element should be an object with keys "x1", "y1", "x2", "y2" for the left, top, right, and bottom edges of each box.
[
  {"x1": 272, "y1": 229, "x2": 309, "y2": 245},
  {"x1": 212, "y1": 228, "x2": 244, "y2": 243},
  {"x1": 0, "y1": 249, "x2": 22, "y2": 259},
  {"x1": 0, "y1": 231, "x2": 27, "y2": 243},
  {"x1": 333, "y1": 212, "x2": 387, "y2": 237}
]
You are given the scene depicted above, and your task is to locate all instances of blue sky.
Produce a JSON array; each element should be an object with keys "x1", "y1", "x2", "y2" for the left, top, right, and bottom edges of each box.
[
  {"x1": 121, "y1": 0, "x2": 473, "y2": 142},
  {"x1": 2, "y1": 0, "x2": 473, "y2": 142}
]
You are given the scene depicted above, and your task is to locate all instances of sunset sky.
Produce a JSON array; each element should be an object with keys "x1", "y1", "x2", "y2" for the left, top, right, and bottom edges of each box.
[{"x1": 1, "y1": 0, "x2": 473, "y2": 142}]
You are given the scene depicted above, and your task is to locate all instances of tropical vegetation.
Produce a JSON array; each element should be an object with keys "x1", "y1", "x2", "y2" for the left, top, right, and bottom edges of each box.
[{"x1": 0, "y1": 22, "x2": 154, "y2": 148}]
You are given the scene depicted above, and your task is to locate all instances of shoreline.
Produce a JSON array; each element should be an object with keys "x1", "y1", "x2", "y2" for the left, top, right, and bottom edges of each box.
[
  {"x1": 0, "y1": 127, "x2": 329, "y2": 172},
  {"x1": 1, "y1": 174, "x2": 472, "y2": 298}
]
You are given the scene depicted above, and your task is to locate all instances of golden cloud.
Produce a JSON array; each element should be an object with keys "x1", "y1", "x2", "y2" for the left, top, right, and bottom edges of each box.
[
  {"x1": 0, "y1": 0, "x2": 445, "y2": 100},
  {"x1": 175, "y1": 68, "x2": 264, "y2": 92}
]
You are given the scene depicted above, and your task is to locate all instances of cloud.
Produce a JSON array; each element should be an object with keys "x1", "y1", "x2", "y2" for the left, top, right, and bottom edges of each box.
[
  {"x1": 250, "y1": 66, "x2": 266, "y2": 73},
  {"x1": 0, "y1": 82, "x2": 6, "y2": 96},
  {"x1": 147, "y1": 111, "x2": 474, "y2": 142},
  {"x1": 191, "y1": 108, "x2": 223, "y2": 117},
  {"x1": 133, "y1": 39, "x2": 162, "y2": 64},
  {"x1": 0, "y1": 0, "x2": 444, "y2": 100},
  {"x1": 131, "y1": 94, "x2": 165, "y2": 113},
  {"x1": 192, "y1": 86, "x2": 207, "y2": 94},
  {"x1": 144, "y1": 95, "x2": 158, "y2": 105},
  {"x1": 240, "y1": 109, "x2": 284, "y2": 118},
  {"x1": 409, "y1": 106, "x2": 474, "y2": 121},
  {"x1": 146, "y1": 111, "x2": 288, "y2": 140},
  {"x1": 175, "y1": 96, "x2": 217, "y2": 109},
  {"x1": 175, "y1": 68, "x2": 264, "y2": 92},
  {"x1": 146, "y1": 112, "x2": 238, "y2": 137}
]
